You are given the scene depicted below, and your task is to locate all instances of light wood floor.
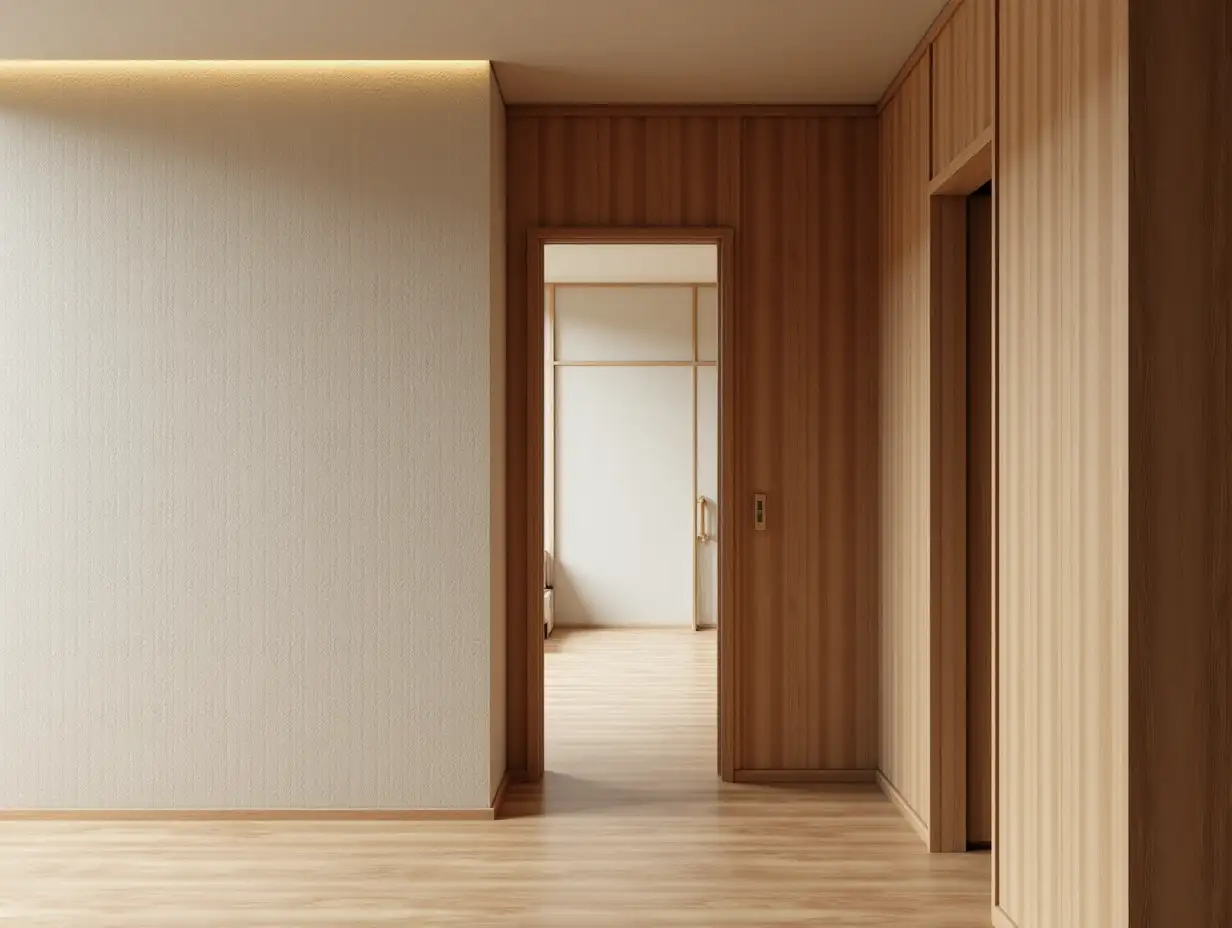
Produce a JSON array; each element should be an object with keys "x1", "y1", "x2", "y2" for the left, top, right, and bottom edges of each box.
[{"x1": 0, "y1": 628, "x2": 991, "y2": 926}]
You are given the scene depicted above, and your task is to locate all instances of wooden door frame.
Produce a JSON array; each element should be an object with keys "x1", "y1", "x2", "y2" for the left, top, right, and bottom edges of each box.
[
  {"x1": 516, "y1": 226, "x2": 738, "y2": 782},
  {"x1": 927, "y1": 130, "x2": 996, "y2": 853}
]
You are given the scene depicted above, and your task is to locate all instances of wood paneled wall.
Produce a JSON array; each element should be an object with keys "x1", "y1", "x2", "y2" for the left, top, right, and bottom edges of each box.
[
  {"x1": 1128, "y1": 1, "x2": 1231, "y2": 924},
  {"x1": 505, "y1": 112, "x2": 880, "y2": 777},
  {"x1": 738, "y1": 117, "x2": 879, "y2": 774},
  {"x1": 877, "y1": 59, "x2": 933, "y2": 826},
  {"x1": 931, "y1": 0, "x2": 995, "y2": 177},
  {"x1": 883, "y1": 0, "x2": 1227, "y2": 922},
  {"x1": 997, "y1": 0, "x2": 1129, "y2": 925}
]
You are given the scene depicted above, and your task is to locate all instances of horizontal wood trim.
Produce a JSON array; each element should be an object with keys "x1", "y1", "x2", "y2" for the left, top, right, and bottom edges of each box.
[
  {"x1": 992, "y1": 905, "x2": 1022, "y2": 928},
  {"x1": 877, "y1": 772, "x2": 930, "y2": 846},
  {"x1": 0, "y1": 808, "x2": 499, "y2": 822},
  {"x1": 555, "y1": 622, "x2": 714, "y2": 630},
  {"x1": 553, "y1": 360, "x2": 716, "y2": 368},
  {"x1": 733, "y1": 769, "x2": 878, "y2": 784},
  {"x1": 535, "y1": 227, "x2": 732, "y2": 245},
  {"x1": 929, "y1": 127, "x2": 994, "y2": 195},
  {"x1": 878, "y1": 0, "x2": 964, "y2": 112},
  {"x1": 551, "y1": 282, "x2": 717, "y2": 289},
  {"x1": 510, "y1": 104, "x2": 877, "y2": 119}
]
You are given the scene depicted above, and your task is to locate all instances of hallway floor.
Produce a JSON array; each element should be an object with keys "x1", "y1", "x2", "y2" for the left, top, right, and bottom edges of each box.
[{"x1": 0, "y1": 628, "x2": 991, "y2": 926}]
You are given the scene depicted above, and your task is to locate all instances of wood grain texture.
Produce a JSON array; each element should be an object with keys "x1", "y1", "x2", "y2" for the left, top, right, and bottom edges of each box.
[
  {"x1": 929, "y1": 195, "x2": 969, "y2": 854},
  {"x1": 1128, "y1": 0, "x2": 1232, "y2": 924},
  {"x1": 998, "y1": 0, "x2": 1129, "y2": 923},
  {"x1": 506, "y1": 113, "x2": 880, "y2": 780},
  {"x1": 878, "y1": 57, "x2": 933, "y2": 831},
  {"x1": 732, "y1": 770, "x2": 878, "y2": 784},
  {"x1": 0, "y1": 629, "x2": 992, "y2": 927},
  {"x1": 738, "y1": 116, "x2": 880, "y2": 774},
  {"x1": 931, "y1": 0, "x2": 995, "y2": 177},
  {"x1": 965, "y1": 189, "x2": 994, "y2": 850},
  {"x1": 879, "y1": 0, "x2": 965, "y2": 113},
  {"x1": 510, "y1": 104, "x2": 878, "y2": 119}
]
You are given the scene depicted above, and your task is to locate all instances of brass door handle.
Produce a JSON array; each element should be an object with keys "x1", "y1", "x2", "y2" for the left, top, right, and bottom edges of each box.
[{"x1": 697, "y1": 496, "x2": 711, "y2": 543}]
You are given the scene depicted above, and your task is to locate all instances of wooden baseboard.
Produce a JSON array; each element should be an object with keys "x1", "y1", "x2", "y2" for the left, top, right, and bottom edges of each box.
[
  {"x1": 554, "y1": 624, "x2": 703, "y2": 631},
  {"x1": 876, "y1": 772, "x2": 930, "y2": 846},
  {"x1": 733, "y1": 769, "x2": 878, "y2": 784},
  {"x1": 510, "y1": 104, "x2": 877, "y2": 119},
  {"x1": 991, "y1": 904, "x2": 1021, "y2": 928},
  {"x1": 490, "y1": 770, "x2": 512, "y2": 820},
  {"x1": 0, "y1": 805, "x2": 500, "y2": 823}
]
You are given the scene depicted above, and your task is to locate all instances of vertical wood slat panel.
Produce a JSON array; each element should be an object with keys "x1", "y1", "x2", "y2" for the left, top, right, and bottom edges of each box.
[
  {"x1": 506, "y1": 112, "x2": 879, "y2": 776},
  {"x1": 852, "y1": 118, "x2": 882, "y2": 772},
  {"x1": 931, "y1": 0, "x2": 995, "y2": 176},
  {"x1": 736, "y1": 117, "x2": 879, "y2": 772},
  {"x1": 877, "y1": 58, "x2": 933, "y2": 826},
  {"x1": 997, "y1": 0, "x2": 1129, "y2": 924},
  {"x1": 1129, "y1": 0, "x2": 1232, "y2": 925}
]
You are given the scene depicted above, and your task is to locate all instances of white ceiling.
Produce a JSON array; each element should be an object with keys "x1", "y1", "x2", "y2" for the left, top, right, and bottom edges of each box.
[{"x1": 0, "y1": 0, "x2": 945, "y2": 104}]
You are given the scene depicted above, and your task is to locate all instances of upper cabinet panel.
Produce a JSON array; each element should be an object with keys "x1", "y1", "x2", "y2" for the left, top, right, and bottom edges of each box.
[{"x1": 931, "y1": 0, "x2": 995, "y2": 176}]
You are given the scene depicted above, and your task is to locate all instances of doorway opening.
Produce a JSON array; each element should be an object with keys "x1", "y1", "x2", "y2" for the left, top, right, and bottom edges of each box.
[
  {"x1": 965, "y1": 182, "x2": 994, "y2": 852},
  {"x1": 544, "y1": 244, "x2": 719, "y2": 634},
  {"x1": 928, "y1": 147, "x2": 995, "y2": 856},
  {"x1": 522, "y1": 228, "x2": 737, "y2": 788}
]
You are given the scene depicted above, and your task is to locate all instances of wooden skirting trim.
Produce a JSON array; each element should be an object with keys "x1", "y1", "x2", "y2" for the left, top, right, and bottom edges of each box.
[
  {"x1": 0, "y1": 805, "x2": 503, "y2": 822},
  {"x1": 876, "y1": 772, "x2": 930, "y2": 847},
  {"x1": 551, "y1": 282, "x2": 716, "y2": 289},
  {"x1": 509, "y1": 104, "x2": 877, "y2": 119},
  {"x1": 553, "y1": 361, "x2": 717, "y2": 369},
  {"x1": 733, "y1": 769, "x2": 877, "y2": 785},
  {"x1": 991, "y1": 905, "x2": 1021, "y2": 928},
  {"x1": 490, "y1": 770, "x2": 512, "y2": 820},
  {"x1": 555, "y1": 622, "x2": 720, "y2": 630},
  {"x1": 878, "y1": 0, "x2": 965, "y2": 112},
  {"x1": 929, "y1": 126, "x2": 995, "y2": 196}
]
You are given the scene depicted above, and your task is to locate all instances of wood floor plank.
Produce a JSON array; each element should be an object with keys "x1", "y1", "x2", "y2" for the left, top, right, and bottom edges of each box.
[{"x1": 0, "y1": 630, "x2": 990, "y2": 926}]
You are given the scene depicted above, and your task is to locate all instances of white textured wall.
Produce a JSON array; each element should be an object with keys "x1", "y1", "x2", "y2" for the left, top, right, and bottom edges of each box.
[
  {"x1": 0, "y1": 63, "x2": 504, "y2": 810},
  {"x1": 551, "y1": 286, "x2": 698, "y2": 629},
  {"x1": 555, "y1": 366, "x2": 695, "y2": 628}
]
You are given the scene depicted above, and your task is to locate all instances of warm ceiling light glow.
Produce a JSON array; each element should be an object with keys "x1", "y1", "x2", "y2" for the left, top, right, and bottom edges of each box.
[{"x1": 0, "y1": 60, "x2": 489, "y2": 72}]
